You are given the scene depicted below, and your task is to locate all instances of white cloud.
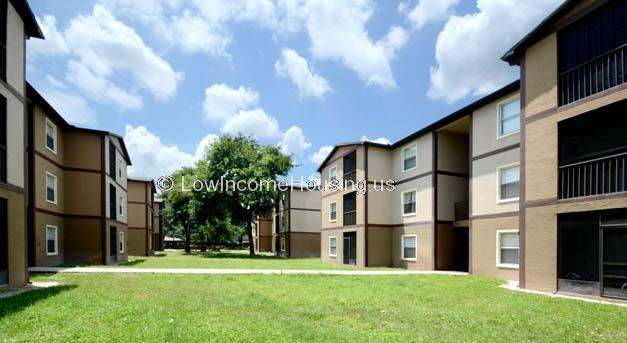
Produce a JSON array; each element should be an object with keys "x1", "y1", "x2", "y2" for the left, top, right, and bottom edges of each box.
[
  {"x1": 300, "y1": 0, "x2": 408, "y2": 89},
  {"x1": 361, "y1": 136, "x2": 391, "y2": 145},
  {"x1": 28, "y1": 15, "x2": 69, "y2": 57},
  {"x1": 41, "y1": 88, "x2": 97, "y2": 126},
  {"x1": 309, "y1": 145, "x2": 333, "y2": 165},
  {"x1": 66, "y1": 60, "x2": 142, "y2": 110},
  {"x1": 221, "y1": 109, "x2": 281, "y2": 138},
  {"x1": 279, "y1": 126, "x2": 312, "y2": 158},
  {"x1": 428, "y1": 0, "x2": 563, "y2": 103},
  {"x1": 275, "y1": 48, "x2": 331, "y2": 99},
  {"x1": 124, "y1": 125, "x2": 216, "y2": 179},
  {"x1": 399, "y1": 0, "x2": 459, "y2": 30},
  {"x1": 203, "y1": 84, "x2": 259, "y2": 121}
]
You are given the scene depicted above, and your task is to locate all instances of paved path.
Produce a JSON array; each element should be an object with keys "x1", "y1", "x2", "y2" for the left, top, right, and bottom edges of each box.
[{"x1": 29, "y1": 266, "x2": 468, "y2": 276}]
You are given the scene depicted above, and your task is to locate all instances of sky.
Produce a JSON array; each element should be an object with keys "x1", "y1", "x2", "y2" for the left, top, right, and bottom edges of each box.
[{"x1": 25, "y1": 0, "x2": 565, "y2": 182}]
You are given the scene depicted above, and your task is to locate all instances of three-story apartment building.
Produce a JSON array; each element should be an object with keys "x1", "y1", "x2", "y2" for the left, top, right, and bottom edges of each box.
[
  {"x1": 27, "y1": 84, "x2": 131, "y2": 266},
  {"x1": 153, "y1": 197, "x2": 164, "y2": 251},
  {"x1": 503, "y1": 0, "x2": 627, "y2": 300},
  {"x1": 127, "y1": 177, "x2": 155, "y2": 256},
  {"x1": 273, "y1": 186, "x2": 321, "y2": 258},
  {"x1": 253, "y1": 214, "x2": 273, "y2": 253},
  {"x1": 0, "y1": 0, "x2": 42, "y2": 286}
]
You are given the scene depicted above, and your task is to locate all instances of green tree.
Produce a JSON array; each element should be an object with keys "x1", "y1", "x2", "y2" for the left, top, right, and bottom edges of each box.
[
  {"x1": 196, "y1": 134, "x2": 293, "y2": 255},
  {"x1": 162, "y1": 167, "x2": 198, "y2": 253}
]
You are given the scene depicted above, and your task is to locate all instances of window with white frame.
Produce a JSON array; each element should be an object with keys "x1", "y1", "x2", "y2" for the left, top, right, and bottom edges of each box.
[
  {"x1": 329, "y1": 236, "x2": 337, "y2": 257},
  {"x1": 46, "y1": 225, "x2": 58, "y2": 256},
  {"x1": 498, "y1": 97, "x2": 520, "y2": 137},
  {"x1": 117, "y1": 158, "x2": 123, "y2": 179},
  {"x1": 402, "y1": 145, "x2": 417, "y2": 171},
  {"x1": 402, "y1": 190, "x2": 416, "y2": 216},
  {"x1": 45, "y1": 119, "x2": 57, "y2": 153},
  {"x1": 118, "y1": 195, "x2": 123, "y2": 216},
  {"x1": 401, "y1": 235, "x2": 417, "y2": 260},
  {"x1": 119, "y1": 231, "x2": 125, "y2": 253},
  {"x1": 498, "y1": 164, "x2": 520, "y2": 201},
  {"x1": 280, "y1": 237, "x2": 286, "y2": 252},
  {"x1": 329, "y1": 165, "x2": 337, "y2": 183},
  {"x1": 329, "y1": 202, "x2": 337, "y2": 222},
  {"x1": 497, "y1": 230, "x2": 519, "y2": 268},
  {"x1": 46, "y1": 172, "x2": 57, "y2": 204}
]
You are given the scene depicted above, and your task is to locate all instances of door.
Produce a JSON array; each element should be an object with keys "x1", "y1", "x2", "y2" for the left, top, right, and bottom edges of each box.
[
  {"x1": 343, "y1": 232, "x2": 356, "y2": 265},
  {"x1": 0, "y1": 198, "x2": 7, "y2": 285},
  {"x1": 110, "y1": 226, "x2": 117, "y2": 264},
  {"x1": 601, "y1": 226, "x2": 627, "y2": 299}
]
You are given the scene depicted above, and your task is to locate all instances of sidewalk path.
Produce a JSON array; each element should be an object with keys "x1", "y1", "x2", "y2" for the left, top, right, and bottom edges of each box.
[{"x1": 29, "y1": 267, "x2": 468, "y2": 276}]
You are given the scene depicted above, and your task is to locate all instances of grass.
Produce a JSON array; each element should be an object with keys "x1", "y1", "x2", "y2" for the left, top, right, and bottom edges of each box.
[
  {"x1": 0, "y1": 273, "x2": 625, "y2": 342},
  {"x1": 83, "y1": 250, "x2": 397, "y2": 270}
]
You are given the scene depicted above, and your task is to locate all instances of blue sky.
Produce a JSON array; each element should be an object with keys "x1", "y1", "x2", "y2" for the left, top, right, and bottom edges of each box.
[{"x1": 25, "y1": 0, "x2": 564, "y2": 181}]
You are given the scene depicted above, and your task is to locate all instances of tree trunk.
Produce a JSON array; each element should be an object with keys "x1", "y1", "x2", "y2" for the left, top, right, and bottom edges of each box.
[
  {"x1": 184, "y1": 220, "x2": 191, "y2": 254},
  {"x1": 246, "y1": 214, "x2": 255, "y2": 256}
]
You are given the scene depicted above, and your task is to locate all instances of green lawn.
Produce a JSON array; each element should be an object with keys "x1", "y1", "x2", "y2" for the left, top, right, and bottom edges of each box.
[
  {"x1": 1, "y1": 273, "x2": 625, "y2": 342},
  {"x1": 86, "y1": 250, "x2": 396, "y2": 270}
]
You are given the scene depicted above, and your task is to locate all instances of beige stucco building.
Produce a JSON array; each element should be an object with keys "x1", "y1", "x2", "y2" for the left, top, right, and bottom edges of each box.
[
  {"x1": 127, "y1": 177, "x2": 155, "y2": 256},
  {"x1": 253, "y1": 214, "x2": 273, "y2": 253},
  {"x1": 27, "y1": 84, "x2": 131, "y2": 266},
  {"x1": 273, "y1": 186, "x2": 321, "y2": 258},
  {"x1": 0, "y1": 0, "x2": 42, "y2": 286},
  {"x1": 502, "y1": 0, "x2": 627, "y2": 299},
  {"x1": 153, "y1": 198, "x2": 164, "y2": 251}
]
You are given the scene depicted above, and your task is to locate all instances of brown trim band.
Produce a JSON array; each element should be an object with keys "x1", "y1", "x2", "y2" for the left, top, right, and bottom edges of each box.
[
  {"x1": 394, "y1": 171, "x2": 432, "y2": 186},
  {"x1": 436, "y1": 170, "x2": 469, "y2": 178},
  {"x1": 289, "y1": 207, "x2": 321, "y2": 212},
  {"x1": 321, "y1": 224, "x2": 365, "y2": 231},
  {"x1": 556, "y1": 81, "x2": 627, "y2": 114},
  {"x1": 0, "y1": 78, "x2": 25, "y2": 103},
  {"x1": 472, "y1": 143, "x2": 520, "y2": 162},
  {"x1": 35, "y1": 150, "x2": 101, "y2": 174},
  {"x1": 524, "y1": 107, "x2": 557, "y2": 124},
  {"x1": 321, "y1": 190, "x2": 342, "y2": 199},
  {"x1": 526, "y1": 192, "x2": 627, "y2": 208},
  {"x1": 287, "y1": 231, "x2": 321, "y2": 235},
  {"x1": 127, "y1": 226, "x2": 147, "y2": 231},
  {"x1": 106, "y1": 218, "x2": 128, "y2": 227},
  {"x1": 368, "y1": 220, "x2": 434, "y2": 228},
  {"x1": 470, "y1": 211, "x2": 519, "y2": 220},
  {"x1": 128, "y1": 201, "x2": 146, "y2": 205},
  {"x1": 35, "y1": 207, "x2": 100, "y2": 220},
  {"x1": 0, "y1": 182, "x2": 25, "y2": 194}
]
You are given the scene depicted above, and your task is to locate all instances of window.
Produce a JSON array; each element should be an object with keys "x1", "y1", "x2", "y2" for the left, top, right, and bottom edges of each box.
[
  {"x1": 498, "y1": 97, "x2": 520, "y2": 137},
  {"x1": 118, "y1": 195, "x2": 123, "y2": 216},
  {"x1": 329, "y1": 236, "x2": 337, "y2": 257},
  {"x1": 329, "y1": 202, "x2": 337, "y2": 222},
  {"x1": 117, "y1": 159, "x2": 123, "y2": 179},
  {"x1": 497, "y1": 230, "x2": 519, "y2": 268},
  {"x1": 119, "y1": 231, "x2": 125, "y2": 253},
  {"x1": 46, "y1": 225, "x2": 58, "y2": 256},
  {"x1": 402, "y1": 190, "x2": 416, "y2": 216},
  {"x1": 45, "y1": 119, "x2": 57, "y2": 153},
  {"x1": 280, "y1": 237, "x2": 286, "y2": 252},
  {"x1": 498, "y1": 164, "x2": 520, "y2": 202},
  {"x1": 45, "y1": 172, "x2": 57, "y2": 204},
  {"x1": 109, "y1": 184, "x2": 117, "y2": 220},
  {"x1": 402, "y1": 145, "x2": 417, "y2": 171},
  {"x1": 109, "y1": 141, "x2": 116, "y2": 177},
  {"x1": 0, "y1": 0, "x2": 6, "y2": 82},
  {"x1": 329, "y1": 165, "x2": 337, "y2": 183},
  {"x1": 0, "y1": 95, "x2": 6, "y2": 183},
  {"x1": 402, "y1": 235, "x2": 417, "y2": 260}
]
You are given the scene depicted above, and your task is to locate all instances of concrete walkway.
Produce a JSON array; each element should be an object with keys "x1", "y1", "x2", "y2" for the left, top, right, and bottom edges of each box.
[
  {"x1": 502, "y1": 281, "x2": 627, "y2": 308},
  {"x1": 29, "y1": 266, "x2": 468, "y2": 276}
]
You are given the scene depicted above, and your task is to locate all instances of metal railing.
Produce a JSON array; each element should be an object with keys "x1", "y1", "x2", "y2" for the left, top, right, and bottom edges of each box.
[
  {"x1": 343, "y1": 210, "x2": 357, "y2": 226},
  {"x1": 559, "y1": 152, "x2": 627, "y2": 199},
  {"x1": 343, "y1": 170, "x2": 356, "y2": 188},
  {"x1": 559, "y1": 44, "x2": 627, "y2": 106},
  {"x1": 455, "y1": 202, "x2": 469, "y2": 221}
]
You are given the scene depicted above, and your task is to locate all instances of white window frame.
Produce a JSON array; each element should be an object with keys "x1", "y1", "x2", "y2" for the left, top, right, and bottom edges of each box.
[
  {"x1": 329, "y1": 201, "x2": 337, "y2": 223},
  {"x1": 496, "y1": 229, "x2": 519, "y2": 269},
  {"x1": 118, "y1": 195, "x2": 124, "y2": 216},
  {"x1": 45, "y1": 172, "x2": 58, "y2": 205},
  {"x1": 45, "y1": 118, "x2": 57, "y2": 154},
  {"x1": 401, "y1": 189, "x2": 417, "y2": 217},
  {"x1": 46, "y1": 225, "x2": 58, "y2": 256},
  {"x1": 496, "y1": 95, "x2": 521, "y2": 139},
  {"x1": 401, "y1": 234, "x2": 417, "y2": 261},
  {"x1": 496, "y1": 162, "x2": 520, "y2": 203},
  {"x1": 328, "y1": 236, "x2": 338, "y2": 257},
  {"x1": 280, "y1": 237, "x2": 286, "y2": 252},
  {"x1": 328, "y1": 165, "x2": 338, "y2": 183},
  {"x1": 401, "y1": 143, "x2": 418, "y2": 173},
  {"x1": 119, "y1": 231, "x2": 125, "y2": 253}
]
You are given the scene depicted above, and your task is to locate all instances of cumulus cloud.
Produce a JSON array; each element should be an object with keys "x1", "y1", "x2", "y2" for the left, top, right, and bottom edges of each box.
[
  {"x1": 275, "y1": 48, "x2": 331, "y2": 99},
  {"x1": 361, "y1": 136, "x2": 391, "y2": 145},
  {"x1": 309, "y1": 145, "x2": 334, "y2": 165},
  {"x1": 124, "y1": 125, "x2": 217, "y2": 179},
  {"x1": 28, "y1": 6, "x2": 183, "y2": 111},
  {"x1": 279, "y1": 126, "x2": 312, "y2": 159},
  {"x1": 221, "y1": 109, "x2": 281, "y2": 138},
  {"x1": 428, "y1": 0, "x2": 563, "y2": 103},
  {"x1": 36, "y1": 76, "x2": 96, "y2": 126},
  {"x1": 203, "y1": 84, "x2": 259, "y2": 121},
  {"x1": 399, "y1": 0, "x2": 459, "y2": 30}
]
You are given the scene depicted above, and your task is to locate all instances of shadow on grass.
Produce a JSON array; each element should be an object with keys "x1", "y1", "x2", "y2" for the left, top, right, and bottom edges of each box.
[
  {"x1": 0, "y1": 285, "x2": 76, "y2": 319},
  {"x1": 118, "y1": 259, "x2": 147, "y2": 266},
  {"x1": 194, "y1": 252, "x2": 280, "y2": 260}
]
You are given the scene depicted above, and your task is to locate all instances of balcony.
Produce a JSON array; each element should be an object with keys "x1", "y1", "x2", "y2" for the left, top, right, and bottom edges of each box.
[
  {"x1": 343, "y1": 192, "x2": 357, "y2": 226},
  {"x1": 559, "y1": 44, "x2": 627, "y2": 106},
  {"x1": 343, "y1": 210, "x2": 357, "y2": 226},
  {"x1": 559, "y1": 152, "x2": 627, "y2": 199},
  {"x1": 343, "y1": 170, "x2": 356, "y2": 188}
]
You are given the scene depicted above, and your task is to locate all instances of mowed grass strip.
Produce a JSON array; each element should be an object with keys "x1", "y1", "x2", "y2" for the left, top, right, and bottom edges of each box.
[
  {"x1": 82, "y1": 250, "x2": 398, "y2": 270},
  {"x1": 1, "y1": 273, "x2": 625, "y2": 342}
]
